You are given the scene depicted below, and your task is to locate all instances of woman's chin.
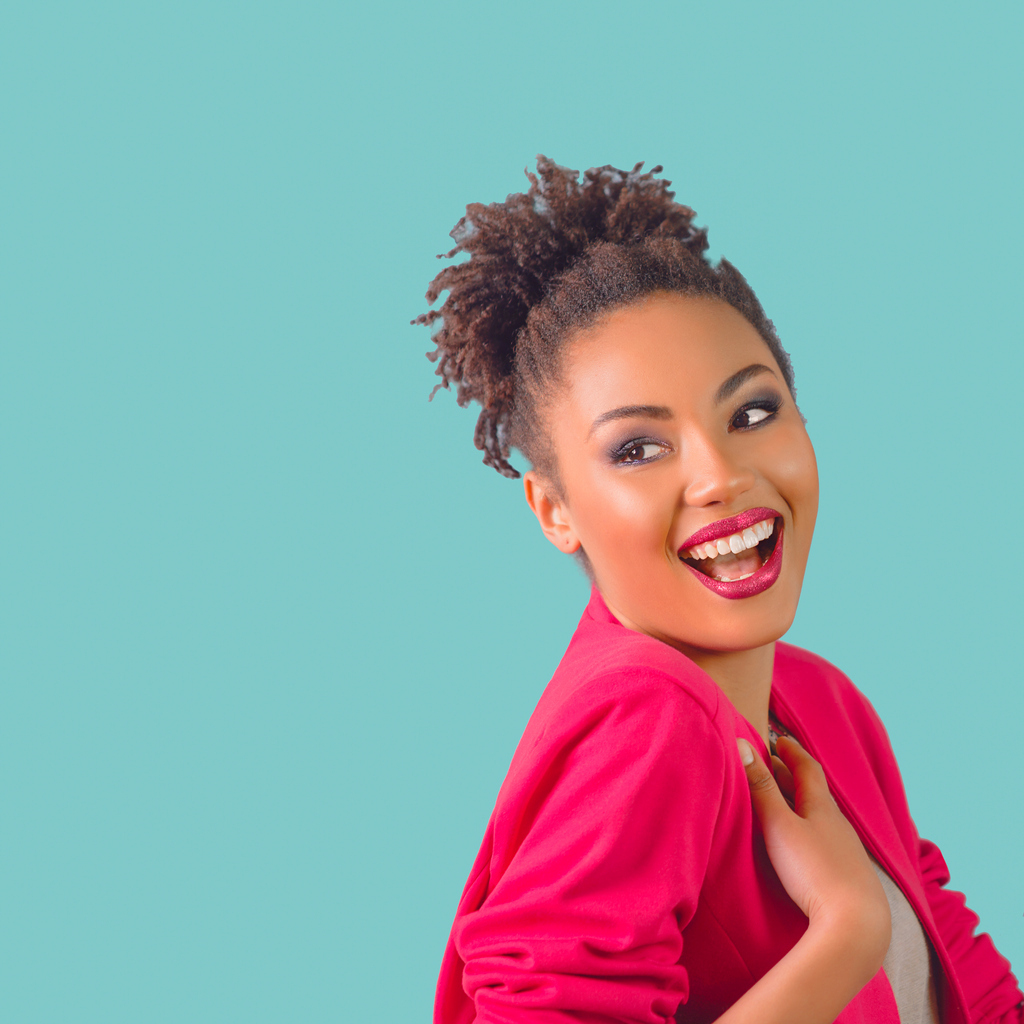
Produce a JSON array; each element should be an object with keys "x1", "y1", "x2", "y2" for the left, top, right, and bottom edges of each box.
[
  {"x1": 609, "y1": 580, "x2": 803, "y2": 656},
  {"x1": 665, "y1": 616, "x2": 794, "y2": 657}
]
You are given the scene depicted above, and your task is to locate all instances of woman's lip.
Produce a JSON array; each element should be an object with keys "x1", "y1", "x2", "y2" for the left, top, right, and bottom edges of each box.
[
  {"x1": 683, "y1": 521, "x2": 785, "y2": 600},
  {"x1": 678, "y1": 506, "x2": 782, "y2": 552}
]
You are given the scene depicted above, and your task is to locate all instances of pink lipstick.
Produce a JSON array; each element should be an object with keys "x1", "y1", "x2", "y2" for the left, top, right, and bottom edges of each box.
[{"x1": 680, "y1": 507, "x2": 781, "y2": 550}]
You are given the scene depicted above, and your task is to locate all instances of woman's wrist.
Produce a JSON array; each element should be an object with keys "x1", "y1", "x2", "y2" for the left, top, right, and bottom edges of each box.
[
  {"x1": 713, "y1": 911, "x2": 889, "y2": 1024},
  {"x1": 810, "y1": 889, "x2": 892, "y2": 969}
]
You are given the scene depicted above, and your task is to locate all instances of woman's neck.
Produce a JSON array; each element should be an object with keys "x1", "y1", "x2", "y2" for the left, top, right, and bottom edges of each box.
[
  {"x1": 681, "y1": 643, "x2": 775, "y2": 749},
  {"x1": 602, "y1": 598, "x2": 776, "y2": 750}
]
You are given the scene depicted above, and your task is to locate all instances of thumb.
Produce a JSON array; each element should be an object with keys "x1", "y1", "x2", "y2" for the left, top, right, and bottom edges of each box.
[{"x1": 736, "y1": 738, "x2": 790, "y2": 823}]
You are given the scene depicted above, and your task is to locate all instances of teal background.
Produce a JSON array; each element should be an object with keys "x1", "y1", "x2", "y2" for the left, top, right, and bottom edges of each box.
[{"x1": 1, "y1": 1, "x2": 1021, "y2": 1019}]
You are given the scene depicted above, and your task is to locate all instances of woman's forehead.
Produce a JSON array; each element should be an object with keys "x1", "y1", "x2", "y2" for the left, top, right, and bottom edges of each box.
[{"x1": 561, "y1": 294, "x2": 779, "y2": 412}]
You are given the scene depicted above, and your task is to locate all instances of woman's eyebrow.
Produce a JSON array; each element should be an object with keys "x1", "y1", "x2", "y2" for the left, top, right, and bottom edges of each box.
[
  {"x1": 715, "y1": 363, "x2": 777, "y2": 404},
  {"x1": 588, "y1": 404, "x2": 673, "y2": 438}
]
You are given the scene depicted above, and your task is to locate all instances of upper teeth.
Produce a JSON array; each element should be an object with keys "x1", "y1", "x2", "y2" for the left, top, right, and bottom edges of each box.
[{"x1": 686, "y1": 518, "x2": 775, "y2": 561}]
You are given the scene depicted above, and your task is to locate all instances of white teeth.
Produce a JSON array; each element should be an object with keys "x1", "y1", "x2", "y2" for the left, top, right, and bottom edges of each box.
[{"x1": 684, "y1": 517, "x2": 776, "y2": 563}]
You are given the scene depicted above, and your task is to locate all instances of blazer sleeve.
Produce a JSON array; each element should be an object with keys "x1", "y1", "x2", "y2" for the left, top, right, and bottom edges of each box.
[
  {"x1": 452, "y1": 668, "x2": 726, "y2": 1024},
  {"x1": 916, "y1": 838, "x2": 1024, "y2": 1024}
]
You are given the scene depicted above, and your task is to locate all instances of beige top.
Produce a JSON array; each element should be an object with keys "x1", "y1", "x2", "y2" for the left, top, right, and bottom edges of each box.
[{"x1": 870, "y1": 857, "x2": 940, "y2": 1023}]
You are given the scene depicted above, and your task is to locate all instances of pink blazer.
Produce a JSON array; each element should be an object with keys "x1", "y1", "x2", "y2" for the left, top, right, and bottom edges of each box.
[{"x1": 435, "y1": 589, "x2": 1023, "y2": 1023}]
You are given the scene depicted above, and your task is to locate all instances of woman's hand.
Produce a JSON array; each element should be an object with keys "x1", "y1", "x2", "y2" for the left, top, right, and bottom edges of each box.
[
  {"x1": 737, "y1": 734, "x2": 891, "y2": 941},
  {"x1": 712, "y1": 736, "x2": 892, "y2": 1024}
]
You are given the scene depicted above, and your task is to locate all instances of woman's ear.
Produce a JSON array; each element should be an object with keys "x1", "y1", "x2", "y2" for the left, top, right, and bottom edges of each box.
[{"x1": 523, "y1": 471, "x2": 581, "y2": 554}]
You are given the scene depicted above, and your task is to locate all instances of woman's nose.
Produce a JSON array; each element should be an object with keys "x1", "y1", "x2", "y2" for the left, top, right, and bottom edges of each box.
[{"x1": 681, "y1": 438, "x2": 756, "y2": 508}]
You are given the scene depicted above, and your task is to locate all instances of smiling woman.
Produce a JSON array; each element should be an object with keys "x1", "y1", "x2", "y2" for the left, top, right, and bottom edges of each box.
[
  {"x1": 415, "y1": 159, "x2": 1023, "y2": 1024},
  {"x1": 523, "y1": 296, "x2": 817, "y2": 673}
]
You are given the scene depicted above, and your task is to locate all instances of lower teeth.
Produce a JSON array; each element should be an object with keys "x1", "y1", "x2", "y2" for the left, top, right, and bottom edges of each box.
[{"x1": 717, "y1": 571, "x2": 755, "y2": 582}]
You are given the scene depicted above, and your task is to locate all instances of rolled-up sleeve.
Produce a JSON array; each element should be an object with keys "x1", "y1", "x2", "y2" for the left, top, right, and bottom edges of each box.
[
  {"x1": 848, "y1": 683, "x2": 1023, "y2": 1024},
  {"x1": 917, "y1": 839, "x2": 1024, "y2": 1024},
  {"x1": 453, "y1": 669, "x2": 726, "y2": 1023}
]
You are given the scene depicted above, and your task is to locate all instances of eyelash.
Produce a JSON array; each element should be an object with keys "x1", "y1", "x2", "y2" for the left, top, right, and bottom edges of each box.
[
  {"x1": 610, "y1": 437, "x2": 670, "y2": 465},
  {"x1": 729, "y1": 394, "x2": 783, "y2": 431},
  {"x1": 609, "y1": 394, "x2": 784, "y2": 465}
]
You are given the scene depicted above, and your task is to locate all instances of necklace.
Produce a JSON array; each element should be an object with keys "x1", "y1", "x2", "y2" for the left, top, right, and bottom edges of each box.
[{"x1": 767, "y1": 713, "x2": 789, "y2": 758}]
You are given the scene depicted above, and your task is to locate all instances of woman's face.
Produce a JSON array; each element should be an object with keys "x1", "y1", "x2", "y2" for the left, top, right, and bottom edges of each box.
[{"x1": 525, "y1": 292, "x2": 819, "y2": 655}]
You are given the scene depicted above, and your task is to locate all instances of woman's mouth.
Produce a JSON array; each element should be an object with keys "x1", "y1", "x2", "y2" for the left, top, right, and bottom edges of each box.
[
  {"x1": 681, "y1": 517, "x2": 777, "y2": 582},
  {"x1": 677, "y1": 511, "x2": 784, "y2": 600}
]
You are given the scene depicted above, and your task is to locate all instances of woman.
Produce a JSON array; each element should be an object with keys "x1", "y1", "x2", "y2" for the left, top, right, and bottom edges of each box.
[{"x1": 415, "y1": 158, "x2": 1022, "y2": 1023}]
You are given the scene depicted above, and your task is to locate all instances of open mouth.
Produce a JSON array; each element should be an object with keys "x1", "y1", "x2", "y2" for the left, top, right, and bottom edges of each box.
[
  {"x1": 677, "y1": 509, "x2": 786, "y2": 600},
  {"x1": 680, "y1": 516, "x2": 780, "y2": 583}
]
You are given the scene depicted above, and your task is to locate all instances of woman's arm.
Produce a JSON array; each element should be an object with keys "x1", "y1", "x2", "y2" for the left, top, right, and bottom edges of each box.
[
  {"x1": 848, "y1": 686, "x2": 1023, "y2": 1022},
  {"x1": 717, "y1": 737, "x2": 892, "y2": 1024},
  {"x1": 452, "y1": 672, "x2": 714, "y2": 1022},
  {"x1": 918, "y1": 838, "x2": 1024, "y2": 1023}
]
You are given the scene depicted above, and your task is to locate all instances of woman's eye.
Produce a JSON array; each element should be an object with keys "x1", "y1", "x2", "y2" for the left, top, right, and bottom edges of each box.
[
  {"x1": 731, "y1": 405, "x2": 776, "y2": 430},
  {"x1": 617, "y1": 442, "x2": 666, "y2": 464}
]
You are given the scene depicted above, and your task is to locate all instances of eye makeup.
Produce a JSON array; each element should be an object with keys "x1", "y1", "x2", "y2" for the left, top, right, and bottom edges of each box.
[
  {"x1": 729, "y1": 391, "x2": 783, "y2": 431},
  {"x1": 607, "y1": 436, "x2": 671, "y2": 465},
  {"x1": 600, "y1": 383, "x2": 786, "y2": 468}
]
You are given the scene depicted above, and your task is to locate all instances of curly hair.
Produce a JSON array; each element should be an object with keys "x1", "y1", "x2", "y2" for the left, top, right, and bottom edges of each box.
[{"x1": 413, "y1": 156, "x2": 795, "y2": 481}]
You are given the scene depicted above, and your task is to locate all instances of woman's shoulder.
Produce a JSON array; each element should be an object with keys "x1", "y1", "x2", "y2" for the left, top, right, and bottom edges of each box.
[
  {"x1": 494, "y1": 592, "x2": 734, "y2": 841},
  {"x1": 503, "y1": 591, "x2": 732, "y2": 786},
  {"x1": 772, "y1": 641, "x2": 894, "y2": 761},
  {"x1": 774, "y1": 642, "x2": 880, "y2": 718},
  {"x1": 538, "y1": 589, "x2": 725, "y2": 726}
]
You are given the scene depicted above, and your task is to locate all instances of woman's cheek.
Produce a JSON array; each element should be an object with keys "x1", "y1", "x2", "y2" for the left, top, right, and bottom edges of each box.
[
  {"x1": 777, "y1": 428, "x2": 819, "y2": 515},
  {"x1": 579, "y1": 477, "x2": 673, "y2": 561}
]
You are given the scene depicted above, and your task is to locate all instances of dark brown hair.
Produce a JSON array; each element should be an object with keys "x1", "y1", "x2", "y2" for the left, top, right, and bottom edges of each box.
[{"x1": 414, "y1": 156, "x2": 795, "y2": 480}]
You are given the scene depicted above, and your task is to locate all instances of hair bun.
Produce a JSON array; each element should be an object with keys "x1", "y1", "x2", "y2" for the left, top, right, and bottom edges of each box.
[{"x1": 413, "y1": 157, "x2": 790, "y2": 480}]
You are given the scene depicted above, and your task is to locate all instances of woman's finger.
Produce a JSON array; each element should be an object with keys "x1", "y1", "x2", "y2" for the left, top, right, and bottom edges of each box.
[
  {"x1": 770, "y1": 754, "x2": 796, "y2": 806},
  {"x1": 773, "y1": 734, "x2": 834, "y2": 814},
  {"x1": 736, "y1": 739, "x2": 791, "y2": 824}
]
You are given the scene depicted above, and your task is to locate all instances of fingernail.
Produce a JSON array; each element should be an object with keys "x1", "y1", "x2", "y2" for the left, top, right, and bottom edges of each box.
[{"x1": 736, "y1": 738, "x2": 754, "y2": 766}]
